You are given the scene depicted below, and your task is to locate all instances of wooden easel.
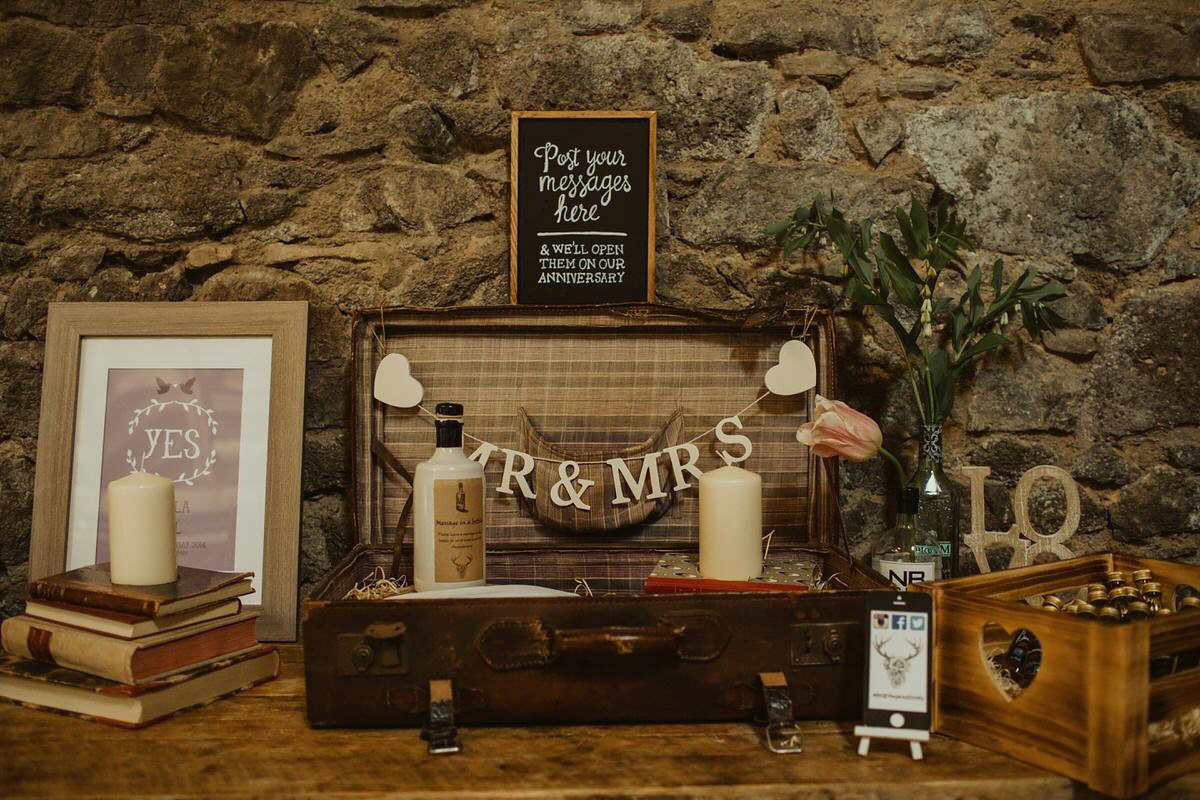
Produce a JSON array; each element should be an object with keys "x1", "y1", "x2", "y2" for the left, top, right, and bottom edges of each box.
[{"x1": 854, "y1": 724, "x2": 929, "y2": 760}]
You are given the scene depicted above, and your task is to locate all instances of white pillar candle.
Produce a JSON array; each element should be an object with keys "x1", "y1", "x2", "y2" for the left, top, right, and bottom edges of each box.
[
  {"x1": 108, "y1": 471, "x2": 178, "y2": 585},
  {"x1": 698, "y1": 465, "x2": 763, "y2": 581}
]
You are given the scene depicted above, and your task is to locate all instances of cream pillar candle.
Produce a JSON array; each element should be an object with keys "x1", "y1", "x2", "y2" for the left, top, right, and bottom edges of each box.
[
  {"x1": 108, "y1": 471, "x2": 178, "y2": 585},
  {"x1": 698, "y1": 465, "x2": 763, "y2": 581}
]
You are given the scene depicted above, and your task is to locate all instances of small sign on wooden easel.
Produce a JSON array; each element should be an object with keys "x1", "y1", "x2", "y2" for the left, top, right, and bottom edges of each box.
[{"x1": 855, "y1": 590, "x2": 933, "y2": 761}]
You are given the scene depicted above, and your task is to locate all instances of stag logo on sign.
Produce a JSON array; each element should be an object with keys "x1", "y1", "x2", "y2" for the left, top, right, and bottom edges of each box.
[{"x1": 874, "y1": 636, "x2": 922, "y2": 688}]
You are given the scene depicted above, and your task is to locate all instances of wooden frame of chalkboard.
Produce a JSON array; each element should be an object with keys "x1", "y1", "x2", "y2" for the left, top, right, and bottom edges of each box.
[{"x1": 509, "y1": 111, "x2": 656, "y2": 305}]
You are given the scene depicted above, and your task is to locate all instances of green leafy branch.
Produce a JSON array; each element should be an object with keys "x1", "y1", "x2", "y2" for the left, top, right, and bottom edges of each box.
[{"x1": 768, "y1": 194, "x2": 1067, "y2": 425}]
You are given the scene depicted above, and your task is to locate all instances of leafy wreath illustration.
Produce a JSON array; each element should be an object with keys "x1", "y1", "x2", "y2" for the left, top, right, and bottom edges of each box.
[{"x1": 124, "y1": 397, "x2": 220, "y2": 486}]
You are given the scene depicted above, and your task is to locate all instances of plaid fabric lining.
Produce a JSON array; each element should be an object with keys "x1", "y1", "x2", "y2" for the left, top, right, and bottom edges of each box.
[{"x1": 353, "y1": 309, "x2": 833, "y2": 550}]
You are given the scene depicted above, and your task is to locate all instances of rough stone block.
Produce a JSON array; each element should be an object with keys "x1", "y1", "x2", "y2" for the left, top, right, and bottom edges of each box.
[
  {"x1": 1092, "y1": 283, "x2": 1200, "y2": 436},
  {"x1": 0, "y1": 341, "x2": 43, "y2": 438},
  {"x1": 853, "y1": 109, "x2": 904, "y2": 166},
  {"x1": 1079, "y1": 14, "x2": 1200, "y2": 84},
  {"x1": 965, "y1": 347, "x2": 1085, "y2": 433},
  {"x1": 1042, "y1": 330, "x2": 1101, "y2": 358},
  {"x1": 895, "y1": 1, "x2": 998, "y2": 64},
  {"x1": 1072, "y1": 443, "x2": 1132, "y2": 488},
  {"x1": 390, "y1": 102, "x2": 456, "y2": 164},
  {"x1": 907, "y1": 91, "x2": 1200, "y2": 272},
  {"x1": 968, "y1": 437, "x2": 1056, "y2": 485},
  {"x1": 0, "y1": 109, "x2": 114, "y2": 160},
  {"x1": 676, "y1": 159, "x2": 924, "y2": 248},
  {"x1": 1164, "y1": 89, "x2": 1200, "y2": 140},
  {"x1": 777, "y1": 50, "x2": 855, "y2": 87},
  {"x1": 777, "y1": 85, "x2": 851, "y2": 163},
  {"x1": 185, "y1": 244, "x2": 236, "y2": 270},
  {"x1": 44, "y1": 242, "x2": 107, "y2": 281},
  {"x1": 312, "y1": 10, "x2": 386, "y2": 81},
  {"x1": 340, "y1": 165, "x2": 489, "y2": 234},
  {"x1": 496, "y1": 34, "x2": 774, "y2": 160},
  {"x1": 393, "y1": 21, "x2": 480, "y2": 99},
  {"x1": 157, "y1": 22, "x2": 318, "y2": 140},
  {"x1": 647, "y1": 0, "x2": 711, "y2": 40},
  {"x1": 99, "y1": 24, "x2": 163, "y2": 96},
  {"x1": 557, "y1": 0, "x2": 643, "y2": 34},
  {"x1": 713, "y1": 5, "x2": 878, "y2": 59},
  {"x1": 877, "y1": 70, "x2": 957, "y2": 99},
  {"x1": 42, "y1": 145, "x2": 246, "y2": 242},
  {"x1": 0, "y1": 20, "x2": 92, "y2": 108},
  {"x1": 1111, "y1": 466, "x2": 1200, "y2": 543}
]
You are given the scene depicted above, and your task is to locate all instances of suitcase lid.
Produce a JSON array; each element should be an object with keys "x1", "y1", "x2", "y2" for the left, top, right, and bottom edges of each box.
[{"x1": 352, "y1": 304, "x2": 839, "y2": 551}]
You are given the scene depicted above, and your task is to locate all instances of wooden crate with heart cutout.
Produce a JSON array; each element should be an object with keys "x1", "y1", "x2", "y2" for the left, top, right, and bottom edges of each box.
[{"x1": 914, "y1": 554, "x2": 1200, "y2": 798}]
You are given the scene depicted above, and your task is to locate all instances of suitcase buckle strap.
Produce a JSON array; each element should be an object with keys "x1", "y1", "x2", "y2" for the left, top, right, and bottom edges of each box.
[
  {"x1": 759, "y1": 672, "x2": 804, "y2": 754},
  {"x1": 420, "y1": 679, "x2": 461, "y2": 755}
]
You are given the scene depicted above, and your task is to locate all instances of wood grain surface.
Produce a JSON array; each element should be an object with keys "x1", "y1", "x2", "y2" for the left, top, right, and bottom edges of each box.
[{"x1": 4, "y1": 644, "x2": 1194, "y2": 799}]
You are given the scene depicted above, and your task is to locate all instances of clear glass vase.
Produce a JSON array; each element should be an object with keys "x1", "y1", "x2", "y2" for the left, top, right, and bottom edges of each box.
[{"x1": 912, "y1": 424, "x2": 961, "y2": 579}]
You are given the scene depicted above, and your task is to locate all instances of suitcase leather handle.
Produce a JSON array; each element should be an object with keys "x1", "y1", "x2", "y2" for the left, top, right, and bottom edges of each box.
[
  {"x1": 552, "y1": 624, "x2": 684, "y2": 660},
  {"x1": 476, "y1": 615, "x2": 729, "y2": 671}
]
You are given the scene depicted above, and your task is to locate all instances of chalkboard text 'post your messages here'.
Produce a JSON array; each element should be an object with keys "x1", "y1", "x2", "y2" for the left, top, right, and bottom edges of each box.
[{"x1": 510, "y1": 112, "x2": 656, "y2": 305}]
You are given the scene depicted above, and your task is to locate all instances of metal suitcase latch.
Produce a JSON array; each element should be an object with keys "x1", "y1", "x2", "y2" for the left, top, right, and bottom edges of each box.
[
  {"x1": 336, "y1": 622, "x2": 409, "y2": 677},
  {"x1": 758, "y1": 672, "x2": 803, "y2": 754},
  {"x1": 790, "y1": 622, "x2": 856, "y2": 666}
]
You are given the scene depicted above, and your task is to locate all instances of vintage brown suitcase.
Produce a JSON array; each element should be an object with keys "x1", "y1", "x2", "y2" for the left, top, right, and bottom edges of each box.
[{"x1": 304, "y1": 305, "x2": 887, "y2": 735}]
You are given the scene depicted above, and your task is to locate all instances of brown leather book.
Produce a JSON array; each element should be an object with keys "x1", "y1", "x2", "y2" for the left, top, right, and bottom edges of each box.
[
  {"x1": 1, "y1": 611, "x2": 260, "y2": 684},
  {"x1": 0, "y1": 646, "x2": 278, "y2": 728},
  {"x1": 29, "y1": 563, "x2": 253, "y2": 617},
  {"x1": 23, "y1": 598, "x2": 242, "y2": 639}
]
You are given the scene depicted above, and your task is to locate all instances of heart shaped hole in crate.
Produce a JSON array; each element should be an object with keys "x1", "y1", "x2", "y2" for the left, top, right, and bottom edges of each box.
[{"x1": 980, "y1": 622, "x2": 1042, "y2": 701}]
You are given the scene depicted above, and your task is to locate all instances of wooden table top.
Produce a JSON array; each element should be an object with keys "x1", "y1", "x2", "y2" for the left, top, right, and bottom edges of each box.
[{"x1": 1, "y1": 644, "x2": 1194, "y2": 799}]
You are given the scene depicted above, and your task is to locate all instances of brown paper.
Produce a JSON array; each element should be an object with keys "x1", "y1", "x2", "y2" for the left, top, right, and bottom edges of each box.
[{"x1": 433, "y1": 478, "x2": 484, "y2": 583}]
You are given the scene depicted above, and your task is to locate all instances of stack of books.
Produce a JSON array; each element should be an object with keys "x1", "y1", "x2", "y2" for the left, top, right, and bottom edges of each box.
[{"x1": 0, "y1": 563, "x2": 278, "y2": 727}]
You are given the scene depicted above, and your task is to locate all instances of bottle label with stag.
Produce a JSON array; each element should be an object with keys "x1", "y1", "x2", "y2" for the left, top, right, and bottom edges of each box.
[{"x1": 433, "y1": 478, "x2": 484, "y2": 583}]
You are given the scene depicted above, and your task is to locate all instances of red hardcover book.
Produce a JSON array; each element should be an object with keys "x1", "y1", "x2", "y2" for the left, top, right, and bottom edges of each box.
[{"x1": 1, "y1": 611, "x2": 260, "y2": 684}]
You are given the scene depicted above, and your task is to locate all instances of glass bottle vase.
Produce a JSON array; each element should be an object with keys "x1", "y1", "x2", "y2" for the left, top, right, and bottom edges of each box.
[{"x1": 912, "y1": 424, "x2": 961, "y2": 579}]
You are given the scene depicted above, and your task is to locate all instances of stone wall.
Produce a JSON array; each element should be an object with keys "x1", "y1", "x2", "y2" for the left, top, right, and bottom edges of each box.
[{"x1": 1, "y1": 0, "x2": 1198, "y2": 616}]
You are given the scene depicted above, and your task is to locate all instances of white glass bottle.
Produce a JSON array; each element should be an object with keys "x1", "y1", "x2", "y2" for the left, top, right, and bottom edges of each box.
[
  {"x1": 413, "y1": 403, "x2": 486, "y2": 592},
  {"x1": 871, "y1": 488, "x2": 941, "y2": 590}
]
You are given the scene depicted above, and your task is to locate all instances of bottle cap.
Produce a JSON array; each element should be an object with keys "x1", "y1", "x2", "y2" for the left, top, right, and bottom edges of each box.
[
  {"x1": 1141, "y1": 581, "x2": 1162, "y2": 597},
  {"x1": 896, "y1": 488, "x2": 919, "y2": 515},
  {"x1": 1132, "y1": 569, "x2": 1153, "y2": 583},
  {"x1": 435, "y1": 402, "x2": 464, "y2": 419},
  {"x1": 1158, "y1": 607, "x2": 1174, "y2": 617},
  {"x1": 1042, "y1": 595, "x2": 1064, "y2": 611},
  {"x1": 1076, "y1": 603, "x2": 1098, "y2": 618},
  {"x1": 1106, "y1": 570, "x2": 1127, "y2": 587},
  {"x1": 1098, "y1": 606, "x2": 1121, "y2": 623},
  {"x1": 1085, "y1": 583, "x2": 1107, "y2": 594},
  {"x1": 1087, "y1": 588, "x2": 1109, "y2": 604},
  {"x1": 1127, "y1": 601, "x2": 1150, "y2": 619},
  {"x1": 1110, "y1": 586, "x2": 1138, "y2": 601},
  {"x1": 1179, "y1": 596, "x2": 1200, "y2": 612}
]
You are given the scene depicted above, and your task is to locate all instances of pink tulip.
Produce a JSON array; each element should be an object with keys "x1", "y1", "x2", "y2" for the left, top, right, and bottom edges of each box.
[{"x1": 797, "y1": 395, "x2": 884, "y2": 462}]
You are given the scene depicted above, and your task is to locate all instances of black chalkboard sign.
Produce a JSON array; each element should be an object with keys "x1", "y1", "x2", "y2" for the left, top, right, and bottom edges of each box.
[{"x1": 510, "y1": 111, "x2": 656, "y2": 305}]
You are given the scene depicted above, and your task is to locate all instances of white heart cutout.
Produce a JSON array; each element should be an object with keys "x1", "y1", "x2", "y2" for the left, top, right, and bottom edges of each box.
[
  {"x1": 765, "y1": 339, "x2": 817, "y2": 397},
  {"x1": 373, "y1": 353, "x2": 424, "y2": 408}
]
